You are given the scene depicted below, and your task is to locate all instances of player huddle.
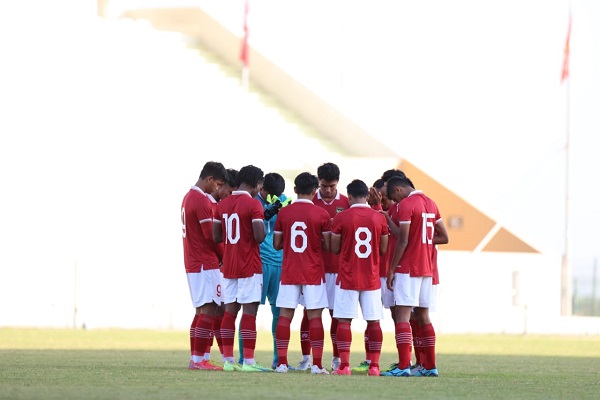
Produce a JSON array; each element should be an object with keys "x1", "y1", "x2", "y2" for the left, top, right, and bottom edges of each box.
[{"x1": 181, "y1": 161, "x2": 449, "y2": 377}]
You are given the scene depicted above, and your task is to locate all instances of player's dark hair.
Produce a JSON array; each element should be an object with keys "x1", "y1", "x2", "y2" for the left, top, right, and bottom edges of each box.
[
  {"x1": 346, "y1": 179, "x2": 369, "y2": 198},
  {"x1": 386, "y1": 176, "x2": 415, "y2": 199},
  {"x1": 237, "y1": 165, "x2": 264, "y2": 188},
  {"x1": 225, "y1": 168, "x2": 238, "y2": 187},
  {"x1": 294, "y1": 172, "x2": 319, "y2": 195},
  {"x1": 263, "y1": 172, "x2": 285, "y2": 196},
  {"x1": 200, "y1": 161, "x2": 228, "y2": 181},
  {"x1": 373, "y1": 178, "x2": 385, "y2": 189},
  {"x1": 317, "y1": 162, "x2": 340, "y2": 181},
  {"x1": 381, "y1": 169, "x2": 415, "y2": 188},
  {"x1": 381, "y1": 169, "x2": 406, "y2": 182}
]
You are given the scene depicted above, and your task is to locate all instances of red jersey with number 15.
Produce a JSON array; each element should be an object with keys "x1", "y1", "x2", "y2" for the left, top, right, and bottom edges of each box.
[
  {"x1": 215, "y1": 191, "x2": 264, "y2": 279},
  {"x1": 274, "y1": 199, "x2": 331, "y2": 285},
  {"x1": 332, "y1": 204, "x2": 389, "y2": 290},
  {"x1": 396, "y1": 190, "x2": 442, "y2": 277}
]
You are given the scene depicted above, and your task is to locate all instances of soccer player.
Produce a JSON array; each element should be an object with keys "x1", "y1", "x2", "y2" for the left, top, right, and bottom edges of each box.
[
  {"x1": 329, "y1": 179, "x2": 389, "y2": 376},
  {"x1": 272, "y1": 172, "x2": 332, "y2": 375},
  {"x1": 204, "y1": 168, "x2": 238, "y2": 363},
  {"x1": 213, "y1": 165, "x2": 271, "y2": 372},
  {"x1": 238, "y1": 172, "x2": 292, "y2": 369},
  {"x1": 300, "y1": 162, "x2": 350, "y2": 371},
  {"x1": 181, "y1": 161, "x2": 228, "y2": 370},
  {"x1": 381, "y1": 176, "x2": 449, "y2": 377}
]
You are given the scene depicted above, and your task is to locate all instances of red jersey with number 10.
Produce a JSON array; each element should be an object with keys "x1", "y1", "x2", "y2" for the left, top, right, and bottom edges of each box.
[
  {"x1": 274, "y1": 199, "x2": 331, "y2": 285},
  {"x1": 332, "y1": 204, "x2": 389, "y2": 290},
  {"x1": 215, "y1": 191, "x2": 264, "y2": 279}
]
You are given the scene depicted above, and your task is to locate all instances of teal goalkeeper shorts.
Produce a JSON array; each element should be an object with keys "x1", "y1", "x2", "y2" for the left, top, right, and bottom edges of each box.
[{"x1": 261, "y1": 262, "x2": 282, "y2": 306}]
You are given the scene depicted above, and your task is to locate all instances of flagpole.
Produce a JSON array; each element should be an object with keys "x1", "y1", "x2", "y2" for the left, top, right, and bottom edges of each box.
[{"x1": 560, "y1": 11, "x2": 572, "y2": 317}]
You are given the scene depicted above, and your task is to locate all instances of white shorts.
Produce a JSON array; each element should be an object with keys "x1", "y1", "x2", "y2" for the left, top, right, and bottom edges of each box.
[
  {"x1": 222, "y1": 274, "x2": 263, "y2": 305},
  {"x1": 276, "y1": 283, "x2": 328, "y2": 310},
  {"x1": 392, "y1": 273, "x2": 433, "y2": 308},
  {"x1": 332, "y1": 284, "x2": 383, "y2": 321},
  {"x1": 429, "y1": 284, "x2": 438, "y2": 312},
  {"x1": 325, "y1": 272, "x2": 337, "y2": 310},
  {"x1": 380, "y1": 277, "x2": 395, "y2": 309},
  {"x1": 187, "y1": 268, "x2": 222, "y2": 308}
]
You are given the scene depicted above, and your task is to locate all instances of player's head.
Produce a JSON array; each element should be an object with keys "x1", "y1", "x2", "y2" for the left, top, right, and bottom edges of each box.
[
  {"x1": 317, "y1": 162, "x2": 340, "y2": 201},
  {"x1": 317, "y1": 162, "x2": 340, "y2": 181},
  {"x1": 381, "y1": 169, "x2": 406, "y2": 182},
  {"x1": 381, "y1": 168, "x2": 415, "y2": 188},
  {"x1": 346, "y1": 179, "x2": 369, "y2": 204},
  {"x1": 198, "y1": 161, "x2": 227, "y2": 193},
  {"x1": 213, "y1": 168, "x2": 238, "y2": 201},
  {"x1": 373, "y1": 178, "x2": 392, "y2": 210},
  {"x1": 262, "y1": 172, "x2": 285, "y2": 197},
  {"x1": 294, "y1": 172, "x2": 319, "y2": 196},
  {"x1": 237, "y1": 165, "x2": 264, "y2": 197},
  {"x1": 386, "y1": 175, "x2": 415, "y2": 202}
]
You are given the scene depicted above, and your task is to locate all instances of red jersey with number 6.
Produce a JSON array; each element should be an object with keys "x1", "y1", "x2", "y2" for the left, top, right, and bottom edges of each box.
[{"x1": 274, "y1": 199, "x2": 331, "y2": 285}]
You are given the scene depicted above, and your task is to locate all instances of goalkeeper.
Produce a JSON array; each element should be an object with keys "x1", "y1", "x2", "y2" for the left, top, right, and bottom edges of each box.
[{"x1": 238, "y1": 172, "x2": 292, "y2": 369}]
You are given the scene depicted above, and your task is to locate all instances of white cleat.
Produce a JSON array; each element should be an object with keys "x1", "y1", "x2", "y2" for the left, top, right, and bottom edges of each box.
[
  {"x1": 275, "y1": 364, "x2": 289, "y2": 373},
  {"x1": 311, "y1": 365, "x2": 330, "y2": 375},
  {"x1": 296, "y1": 359, "x2": 312, "y2": 371}
]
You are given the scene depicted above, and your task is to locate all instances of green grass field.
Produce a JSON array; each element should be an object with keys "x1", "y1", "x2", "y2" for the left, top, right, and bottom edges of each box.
[{"x1": 1, "y1": 328, "x2": 599, "y2": 399}]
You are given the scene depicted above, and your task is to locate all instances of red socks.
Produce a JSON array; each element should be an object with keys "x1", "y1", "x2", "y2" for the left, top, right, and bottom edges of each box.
[
  {"x1": 240, "y1": 313, "x2": 257, "y2": 360},
  {"x1": 395, "y1": 321, "x2": 412, "y2": 369},
  {"x1": 309, "y1": 317, "x2": 325, "y2": 369},
  {"x1": 300, "y1": 309, "x2": 311, "y2": 357},
  {"x1": 275, "y1": 315, "x2": 292, "y2": 366},
  {"x1": 367, "y1": 321, "x2": 382, "y2": 367},
  {"x1": 336, "y1": 320, "x2": 352, "y2": 368},
  {"x1": 220, "y1": 311, "x2": 236, "y2": 358}
]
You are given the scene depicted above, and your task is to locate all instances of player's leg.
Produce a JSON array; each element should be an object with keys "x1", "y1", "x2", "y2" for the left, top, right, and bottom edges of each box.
[
  {"x1": 239, "y1": 274, "x2": 271, "y2": 372},
  {"x1": 297, "y1": 307, "x2": 312, "y2": 370},
  {"x1": 304, "y1": 283, "x2": 330, "y2": 374},
  {"x1": 359, "y1": 289, "x2": 384, "y2": 376}
]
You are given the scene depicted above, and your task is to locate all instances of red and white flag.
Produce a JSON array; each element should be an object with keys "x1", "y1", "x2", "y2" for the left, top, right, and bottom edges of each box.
[
  {"x1": 561, "y1": 14, "x2": 571, "y2": 83},
  {"x1": 240, "y1": 0, "x2": 250, "y2": 68}
]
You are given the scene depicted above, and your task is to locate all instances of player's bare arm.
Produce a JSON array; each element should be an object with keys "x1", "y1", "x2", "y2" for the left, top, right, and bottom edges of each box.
[
  {"x1": 252, "y1": 219, "x2": 266, "y2": 243},
  {"x1": 433, "y1": 220, "x2": 449, "y2": 245},
  {"x1": 330, "y1": 233, "x2": 341, "y2": 254},
  {"x1": 212, "y1": 220, "x2": 223, "y2": 244},
  {"x1": 272, "y1": 231, "x2": 283, "y2": 250},
  {"x1": 322, "y1": 232, "x2": 332, "y2": 252}
]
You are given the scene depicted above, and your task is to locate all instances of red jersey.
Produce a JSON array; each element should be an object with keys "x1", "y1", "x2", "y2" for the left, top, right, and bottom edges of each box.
[
  {"x1": 313, "y1": 191, "x2": 349, "y2": 274},
  {"x1": 206, "y1": 193, "x2": 224, "y2": 261},
  {"x1": 332, "y1": 204, "x2": 389, "y2": 290},
  {"x1": 380, "y1": 202, "x2": 399, "y2": 277},
  {"x1": 181, "y1": 186, "x2": 221, "y2": 272},
  {"x1": 396, "y1": 190, "x2": 442, "y2": 277},
  {"x1": 274, "y1": 199, "x2": 331, "y2": 285},
  {"x1": 215, "y1": 191, "x2": 264, "y2": 279}
]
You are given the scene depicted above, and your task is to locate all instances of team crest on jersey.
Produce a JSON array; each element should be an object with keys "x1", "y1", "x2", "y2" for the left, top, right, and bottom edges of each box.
[{"x1": 336, "y1": 207, "x2": 345, "y2": 214}]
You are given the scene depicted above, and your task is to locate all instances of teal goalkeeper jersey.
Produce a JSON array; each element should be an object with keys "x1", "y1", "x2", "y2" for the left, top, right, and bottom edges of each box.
[{"x1": 255, "y1": 192, "x2": 288, "y2": 266}]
